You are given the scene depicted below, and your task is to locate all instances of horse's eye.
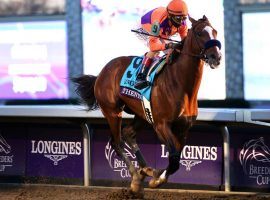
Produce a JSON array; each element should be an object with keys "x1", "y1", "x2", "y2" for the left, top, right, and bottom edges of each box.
[{"x1": 197, "y1": 32, "x2": 202, "y2": 37}]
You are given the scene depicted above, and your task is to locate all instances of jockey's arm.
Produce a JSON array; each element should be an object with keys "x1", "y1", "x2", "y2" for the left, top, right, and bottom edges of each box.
[{"x1": 148, "y1": 36, "x2": 166, "y2": 52}]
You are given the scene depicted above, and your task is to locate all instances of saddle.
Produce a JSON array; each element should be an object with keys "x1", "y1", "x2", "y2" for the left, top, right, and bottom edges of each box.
[{"x1": 119, "y1": 49, "x2": 181, "y2": 124}]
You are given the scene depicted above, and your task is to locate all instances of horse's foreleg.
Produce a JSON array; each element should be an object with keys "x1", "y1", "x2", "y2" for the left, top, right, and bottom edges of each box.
[
  {"x1": 102, "y1": 109, "x2": 143, "y2": 195},
  {"x1": 149, "y1": 122, "x2": 187, "y2": 188},
  {"x1": 165, "y1": 129, "x2": 188, "y2": 177}
]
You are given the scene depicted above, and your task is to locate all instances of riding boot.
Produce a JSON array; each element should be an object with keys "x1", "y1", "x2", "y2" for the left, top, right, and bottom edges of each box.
[{"x1": 134, "y1": 57, "x2": 153, "y2": 90}]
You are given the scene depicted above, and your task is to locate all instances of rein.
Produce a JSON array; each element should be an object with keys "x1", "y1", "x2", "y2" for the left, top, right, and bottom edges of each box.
[{"x1": 180, "y1": 21, "x2": 221, "y2": 62}]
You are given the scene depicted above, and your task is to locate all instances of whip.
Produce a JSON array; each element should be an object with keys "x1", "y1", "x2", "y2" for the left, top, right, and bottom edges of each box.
[{"x1": 131, "y1": 29, "x2": 181, "y2": 43}]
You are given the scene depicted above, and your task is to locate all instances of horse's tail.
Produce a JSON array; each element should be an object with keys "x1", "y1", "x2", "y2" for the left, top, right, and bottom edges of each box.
[{"x1": 72, "y1": 75, "x2": 99, "y2": 110}]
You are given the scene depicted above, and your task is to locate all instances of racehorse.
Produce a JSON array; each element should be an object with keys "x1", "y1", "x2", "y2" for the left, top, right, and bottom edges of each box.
[{"x1": 73, "y1": 15, "x2": 222, "y2": 196}]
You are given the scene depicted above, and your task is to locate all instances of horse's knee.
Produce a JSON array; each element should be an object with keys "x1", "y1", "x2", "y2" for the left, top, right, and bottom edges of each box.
[
  {"x1": 122, "y1": 125, "x2": 130, "y2": 135},
  {"x1": 122, "y1": 125, "x2": 136, "y2": 139},
  {"x1": 110, "y1": 137, "x2": 125, "y2": 157},
  {"x1": 167, "y1": 153, "x2": 180, "y2": 175},
  {"x1": 122, "y1": 126, "x2": 138, "y2": 152}
]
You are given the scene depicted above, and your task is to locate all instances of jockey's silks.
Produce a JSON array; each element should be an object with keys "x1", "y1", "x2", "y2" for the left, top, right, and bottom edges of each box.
[{"x1": 141, "y1": 7, "x2": 188, "y2": 51}]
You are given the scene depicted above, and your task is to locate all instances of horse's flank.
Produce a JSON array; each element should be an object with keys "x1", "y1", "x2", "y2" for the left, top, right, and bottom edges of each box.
[{"x1": 95, "y1": 56, "x2": 136, "y2": 114}]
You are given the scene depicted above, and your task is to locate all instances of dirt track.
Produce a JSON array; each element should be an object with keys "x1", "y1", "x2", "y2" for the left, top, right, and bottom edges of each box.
[{"x1": 0, "y1": 184, "x2": 270, "y2": 200}]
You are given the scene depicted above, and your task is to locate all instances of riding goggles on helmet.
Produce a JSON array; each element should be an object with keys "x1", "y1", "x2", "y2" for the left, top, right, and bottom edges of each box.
[{"x1": 170, "y1": 15, "x2": 187, "y2": 27}]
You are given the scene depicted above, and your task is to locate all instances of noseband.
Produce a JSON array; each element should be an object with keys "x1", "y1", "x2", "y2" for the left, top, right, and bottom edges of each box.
[{"x1": 182, "y1": 21, "x2": 221, "y2": 62}]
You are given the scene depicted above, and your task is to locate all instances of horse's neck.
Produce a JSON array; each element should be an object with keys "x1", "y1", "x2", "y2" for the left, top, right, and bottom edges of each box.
[
  {"x1": 171, "y1": 50, "x2": 204, "y2": 98},
  {"x1": 174, "y1": 51, "x2": 204, "y2": 116}
]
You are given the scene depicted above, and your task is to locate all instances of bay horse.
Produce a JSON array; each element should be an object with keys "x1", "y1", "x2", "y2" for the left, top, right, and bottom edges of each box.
[{"x1": 73, "y1": 15, "x2": 221, "y2": 195}]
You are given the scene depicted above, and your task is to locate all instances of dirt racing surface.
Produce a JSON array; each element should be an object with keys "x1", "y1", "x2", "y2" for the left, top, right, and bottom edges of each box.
[{"x1": 0, "y1": 184, "x2": 269, "y2": 200}]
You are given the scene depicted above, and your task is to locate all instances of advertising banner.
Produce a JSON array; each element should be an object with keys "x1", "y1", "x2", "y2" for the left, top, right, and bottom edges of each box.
[
  {"x1": 91, "y1": 125, "x2": 223, "y2": 186},
  {"x1": 91, "y1": 128, "x2": 157, "y2": 180},
  {"x1": 156, "y1": 130, "x2": 223, "y2": 185},
  {"x1": 231, "y1": 127, "x2": 270, "y2": 189},
  {"x1": 26, "y1": 125, "x2": 83, "y2": 179},
  {"x1": 0, "y1": 126, "x2": 26, "y2": 176}
]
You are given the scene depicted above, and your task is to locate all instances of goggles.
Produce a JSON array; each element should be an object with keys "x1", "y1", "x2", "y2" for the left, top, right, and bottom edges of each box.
[{"x1": 170, "y1": 15, "x2": 187, "y2": 26}]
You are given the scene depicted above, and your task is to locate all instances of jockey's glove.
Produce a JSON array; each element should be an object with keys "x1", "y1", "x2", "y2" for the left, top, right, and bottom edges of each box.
[{"x1": 165, "y1": 42, "x2": 181, "y2": 49}]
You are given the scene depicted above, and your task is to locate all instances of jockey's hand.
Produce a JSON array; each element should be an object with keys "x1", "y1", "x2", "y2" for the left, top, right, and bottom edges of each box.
[{"x1": 165, "y1": 42, "x2": 180, "y2": 49}]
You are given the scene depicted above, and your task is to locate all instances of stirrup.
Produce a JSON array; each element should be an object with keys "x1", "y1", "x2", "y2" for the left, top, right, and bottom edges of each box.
[
  {"x1": 136, "y1": 73, "x2": 145, "y2": 81},
  {"x1": 134, "y1": 80, "x2": 150, "y2": 90}
]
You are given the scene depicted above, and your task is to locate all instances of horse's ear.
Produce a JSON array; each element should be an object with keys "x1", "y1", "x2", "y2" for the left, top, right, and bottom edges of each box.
[
  {"x1": 203, "y1": 15, "x2": 209, "y2": 22},
  {"x1": 188, "y1": 15, "x2": 196, "y2": 24}
]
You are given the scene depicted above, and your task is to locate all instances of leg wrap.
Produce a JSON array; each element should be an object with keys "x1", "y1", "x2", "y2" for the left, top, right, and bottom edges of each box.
[
  {"x1": 166, "y1": 153, "x2": 180, "y2": 175},
  {"x1": 135, "y1": 151, "x2": 147, "y2": 168},
  {"x1": 110, "y1": 138, "x2": 125, "y2": 158}
]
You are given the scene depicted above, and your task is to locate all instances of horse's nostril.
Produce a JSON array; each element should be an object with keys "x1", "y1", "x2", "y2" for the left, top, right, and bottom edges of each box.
[{"x1": 210, "y1": 54, "x2": 216, "y2": 59}]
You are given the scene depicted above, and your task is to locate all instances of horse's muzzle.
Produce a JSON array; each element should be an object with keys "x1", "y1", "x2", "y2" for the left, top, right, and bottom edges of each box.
[
  {"x1": 208, "y1": 53, "x2": 221, "y2": 69},
  {"x1": 205, "y1": 48, "x2": 222, "y2": 69},
  {"x1": 203, "y1": 39, "x2": 222, "y2": 69}
]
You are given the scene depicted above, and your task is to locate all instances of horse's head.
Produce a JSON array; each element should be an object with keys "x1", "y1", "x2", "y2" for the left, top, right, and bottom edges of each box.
[{"x1": 188, "y1": 15, "x2": 222, "y2": 69}]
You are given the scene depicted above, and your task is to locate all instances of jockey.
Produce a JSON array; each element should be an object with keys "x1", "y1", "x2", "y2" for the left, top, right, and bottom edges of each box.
[{"x1": 134, "y1": 0, "x2": 188, "y2": 90}]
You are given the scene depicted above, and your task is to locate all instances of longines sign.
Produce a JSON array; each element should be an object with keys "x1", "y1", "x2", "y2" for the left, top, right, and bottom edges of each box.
[
  {"x1": 31, "y1": 140, "x2": 82, "y2": 165},
  {"x1": 161, "y1": 144, "x2": 218, "y2": 171},
  {"x1": 27, "y1": 127, "x2": 84, "y2": 179}
]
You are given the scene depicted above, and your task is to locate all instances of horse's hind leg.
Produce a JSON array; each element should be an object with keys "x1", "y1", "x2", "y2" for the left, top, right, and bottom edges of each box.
[
  {"x1": 101, "y1": 108, "x2": 143, "y2": 195},
  {"x1": 122, "y1": 116, "x2": 155, "y2": 180},
  {"x1": 122, "y1": 116, "x2": 147, "y2": 167}
]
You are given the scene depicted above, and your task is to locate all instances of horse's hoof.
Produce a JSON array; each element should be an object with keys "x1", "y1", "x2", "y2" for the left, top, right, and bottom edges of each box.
[
  {"x1": 130, "y1": 176, "x2": 144, "y2": 194},
  {"x1": 148, "y1": 177, "x2": 167, "y2": 188},
  {"x1": 138, "y1": 167, "x2": 154, "y2": 180},
  {"x1": 138, "y1": 169, "x2": 146, "y2": 181},
  {"x1": 142, "y1": 167, "x2": 155, "y2": 177}
]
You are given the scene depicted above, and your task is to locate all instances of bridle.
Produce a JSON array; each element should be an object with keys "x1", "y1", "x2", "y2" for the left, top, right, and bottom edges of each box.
[{"x1": 181, "y1": 20, "x2": 221, "y2": 62}]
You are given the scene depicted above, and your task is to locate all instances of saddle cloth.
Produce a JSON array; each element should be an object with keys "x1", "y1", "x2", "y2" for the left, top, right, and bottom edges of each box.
[
  {"x1": 120, "y1": 56, "x2": 166, "y2": 124},
  {"x1": 120, "y1": 56, "x2": 166, "y2": 102}
]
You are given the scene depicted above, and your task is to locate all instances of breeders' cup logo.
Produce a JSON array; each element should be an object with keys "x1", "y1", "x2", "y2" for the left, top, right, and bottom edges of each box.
[
  {"x1": 105, "y1": 141, "x2": 138, "y2": 178},
  {"x1": 0, "y1": 134, "x2": 11, "y2": 154},
  {"x1": 161, "y1": 144, "x2": 218, "y2": 171},
  {"x1": 0, "y1": 134, "x2": 13, "y2": 172},
  {"x1": 239, "y1": 137, "x2": 270, "y2": 185},
  {"x1": 31, "y1": 140, "x2": 82, "y2": 165}
]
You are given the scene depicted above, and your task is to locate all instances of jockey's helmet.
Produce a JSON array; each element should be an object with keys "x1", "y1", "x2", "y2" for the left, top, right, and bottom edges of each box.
[{"x1": 167, "y1": 0, "x2": 188, "y2": 27}]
